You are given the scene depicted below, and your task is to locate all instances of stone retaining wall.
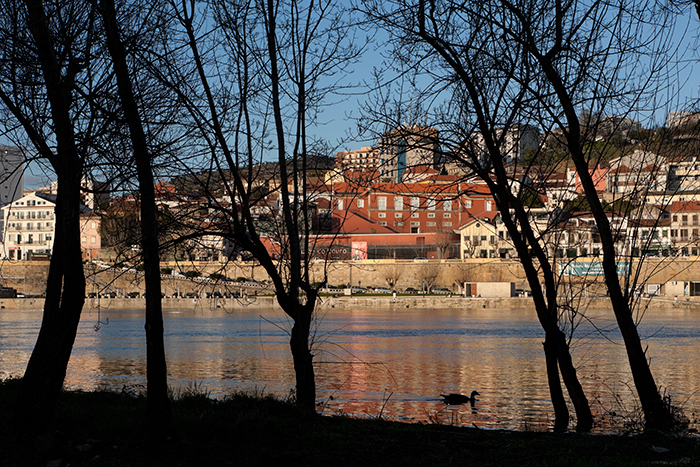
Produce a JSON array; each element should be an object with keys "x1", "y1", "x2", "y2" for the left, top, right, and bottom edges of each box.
[{"x1": 2, "y1": 257, "x2": 700, "y2": 299}]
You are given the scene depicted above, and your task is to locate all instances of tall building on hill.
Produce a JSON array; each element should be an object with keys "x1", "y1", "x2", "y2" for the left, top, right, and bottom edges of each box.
[
  {"x1": 0, "y1": 146, "x2": 25, "y2": 244},
  {"x1": 378, "y1": 125, "x2": 441, "y2": 182},
  {"x1": 470, "y1": 124, "x2": 540, "y2": 166}
]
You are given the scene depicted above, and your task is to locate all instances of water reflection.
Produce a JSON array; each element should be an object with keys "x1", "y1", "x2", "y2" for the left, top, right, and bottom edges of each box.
[{"x1": 1, "y1": 305, "x2": 699, "y2": 432}]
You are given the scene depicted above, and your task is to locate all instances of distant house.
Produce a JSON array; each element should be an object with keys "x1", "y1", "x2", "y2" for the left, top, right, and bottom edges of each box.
[
  {"x1": 80, "y1": 211, "x2": 102, "y2": 261},
  {"x1": 459, "y1": 218, "x2": 514, "y2": 259}
]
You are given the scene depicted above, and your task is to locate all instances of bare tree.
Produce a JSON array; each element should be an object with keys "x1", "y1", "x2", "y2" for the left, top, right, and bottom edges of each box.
[
  {"x1": 500, "y1": 0, "x2": 682, "y2": 429},
  {"x1": 383, "y1": 264, "x2": 403, "y2": 292},
  {"x1": 98, "y1": 0, "x2": 171, "y2": 431},
  {"x1": 160, "y1": 0, "x2": 362, "y2": 413},
  {"x1": 360, "y1": 0, "x2": 593, "y2": 430},
  {"x1": 0, "y1": 0, "x2": 94, "y2": 433},
  {"x1": 361, "y1": 0, "x2": 689, "y2": 430},
  {"x1": 418, "y1": 262, "x2": 441, "y2": 293},
  {"x1": 433, "y1": 226, "x2": 455, "y2": 259}
]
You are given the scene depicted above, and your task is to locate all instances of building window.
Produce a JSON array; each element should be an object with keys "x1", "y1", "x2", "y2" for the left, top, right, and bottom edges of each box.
[
  {"x1": 443, "y1": 222, "x2": 452, "y2": 227},
  {"x1": 378, "y1": 221, "x2": 387, "y2": 226},
  {"x1": 82, "y1": 236, "x2": 87, "y2": 244},
  {"x1": 411, "y1": 213, "x2": 419, "y2": 218},
  {"x1": 91, "y1": 236, "x2": 96, "y2": 244},
  {"x1": 410, "y1": 221, "x2": 420, "y2": 226},
  {"x1": 378, "y1": 212, "x2": 386, "y2": 218},
  {"x1": 378, "y1": 196, "x2": 387, "y2": 210},
  {"x1": 443, "y1": 213, "x2": 451, "y2": 218},
  {"x1": 337, "y1": 199, "x2": 344, "y2": 210},
  {"x1": 427, "y1": 198, "x2": 436, "y2": 211},
  {"x1": 411, "y1": 227, "x2": 419, "y2": 233},
  {"x1": 394, "y1": 213, "x2": 402, "y2": 218},
  {"x1": 357, "y1": 199, "x2": 364, "y2": 208},
  {"x1": 411, "y1": 197, "x2": 419, "y2": 209},
  {"x1": 485, "y1": 201, "x2": 492, "y2": 211},
  {"x1": 443, "y1": 200, "x2": 452, "y2": 211},
  {"x1": 394, "y1": 196, "x2": 403, "y2": 211},
  {"x1": 464, "y1": 199, "x2": 472, "y2": 208},
  {"x1": 427, "y1": 222, "x2": 436, "y2": 227},
  {"x1": 428, "y1": 213, "x2": 435, "y2": 218},
  {"x1": 394, "y1": 221, "x2": 403, "y2": 227}
]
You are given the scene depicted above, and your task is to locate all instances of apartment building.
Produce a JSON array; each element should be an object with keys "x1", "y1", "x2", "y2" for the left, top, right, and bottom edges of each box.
[
  {"x1": 335, "y1": 146, "x2": 381, "y2": 173},
  {"x1": 378, "y1": 125, "x2": 441, "y2": 182},
  {"x1": 1, "y1": 191, "x2": 56, "y2": 260}
]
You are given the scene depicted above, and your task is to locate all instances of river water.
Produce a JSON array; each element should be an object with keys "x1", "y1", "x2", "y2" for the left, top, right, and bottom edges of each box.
[{"x1": 2, "y1": 304, "x2": 699, "y2": 432}]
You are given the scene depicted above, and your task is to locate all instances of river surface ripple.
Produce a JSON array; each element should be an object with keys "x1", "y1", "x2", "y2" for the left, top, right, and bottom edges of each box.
[{"x1": 2, "y1": 305, "x2": 699, "y2": 433}]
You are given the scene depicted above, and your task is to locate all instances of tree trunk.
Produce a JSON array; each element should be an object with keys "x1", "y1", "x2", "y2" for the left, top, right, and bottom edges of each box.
[
  {"x1": 289, "y1": 307, "x2": 316, "y2": 413},
  {"x1": 553, "y1": 331, "x2": 593, "y2": 431},
  {"x1": 99, "y1": 0, "x2": 171, "y2": 432},
  {"x1": 13, "y1": 0, "x2": 87, "y2": 435},
  {"x1": 15, "y1": 176, "x2": 85, "y2": 434},
  {"x1": 543, "y1": 336, "x2": 569, "y2": 431},
  {"x1": 615, "y1": 297, "x2": 673, "y2": 429}
]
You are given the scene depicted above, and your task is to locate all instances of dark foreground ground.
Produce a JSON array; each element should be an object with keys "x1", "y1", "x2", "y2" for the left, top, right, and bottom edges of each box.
[{"x1": 1, "y1": 379, "x2": 698, "y2": 467}]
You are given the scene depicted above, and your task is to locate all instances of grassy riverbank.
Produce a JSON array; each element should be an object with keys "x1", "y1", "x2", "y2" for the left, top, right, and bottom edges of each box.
[{"x1": 1, "y1": 379, "x2": 698, "y2": 466}]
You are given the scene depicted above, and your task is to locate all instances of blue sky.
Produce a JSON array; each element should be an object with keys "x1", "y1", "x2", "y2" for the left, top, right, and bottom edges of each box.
[{"x1": 10, "y1": 3, "x2": 700, "y2": 190}]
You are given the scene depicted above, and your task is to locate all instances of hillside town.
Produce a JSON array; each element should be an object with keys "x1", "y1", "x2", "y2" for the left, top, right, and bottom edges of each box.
[{"x1": 1, "y1": 110, "x2": 700, "y2": 296}]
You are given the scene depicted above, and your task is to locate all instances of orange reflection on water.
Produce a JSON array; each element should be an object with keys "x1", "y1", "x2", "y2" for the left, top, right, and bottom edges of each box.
[{"x1": 2, "y1": 306, "x2": 700, "y2": 433}]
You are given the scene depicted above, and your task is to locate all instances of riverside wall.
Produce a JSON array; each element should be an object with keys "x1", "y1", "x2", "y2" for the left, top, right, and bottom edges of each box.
[{"x1": 2, "y1": 257, "x2": 700, "y2": 305}]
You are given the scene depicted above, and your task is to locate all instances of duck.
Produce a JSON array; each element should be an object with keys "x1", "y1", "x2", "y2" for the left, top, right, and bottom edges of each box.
[{"x1": 440, "y1": 390, "x2": 480, "y2": 405}]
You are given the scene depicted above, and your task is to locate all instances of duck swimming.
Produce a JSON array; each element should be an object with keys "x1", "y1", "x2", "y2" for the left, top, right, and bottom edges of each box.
[{"x1": 440, "y1": 390, "x2": 480, "y2": 405}]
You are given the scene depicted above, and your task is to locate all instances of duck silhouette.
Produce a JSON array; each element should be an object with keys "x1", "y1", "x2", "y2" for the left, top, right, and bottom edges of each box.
[{"x1": 440, "y1": 390, "x2": 480, "y2": 405}]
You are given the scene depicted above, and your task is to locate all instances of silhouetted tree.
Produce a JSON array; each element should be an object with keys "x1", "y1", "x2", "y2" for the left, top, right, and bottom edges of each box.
[{"x1": 0, "y1": 0, "x2": 93, "y2": 433}]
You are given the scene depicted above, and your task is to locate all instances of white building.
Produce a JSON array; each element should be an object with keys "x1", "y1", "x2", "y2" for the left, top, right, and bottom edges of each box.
[{"x1": 1, "y1": 191, "x2": 56, "y2": 260}]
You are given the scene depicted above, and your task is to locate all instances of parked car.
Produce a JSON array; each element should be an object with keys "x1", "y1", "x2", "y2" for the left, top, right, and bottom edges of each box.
[
  {"x1": 103, "y1": 292, "x2": 117, "y2": 298},
  {"x1": 431, "y1": 287, "x2": 451, "y2": 294},
  {"x1": 373, "y1": 287, "x2": 391, "y2": 294}
]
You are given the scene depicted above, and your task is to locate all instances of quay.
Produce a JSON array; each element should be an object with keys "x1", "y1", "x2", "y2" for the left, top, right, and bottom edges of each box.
[{"x1": 3, "y1": 295, "x2": 700, "y2": 312}]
